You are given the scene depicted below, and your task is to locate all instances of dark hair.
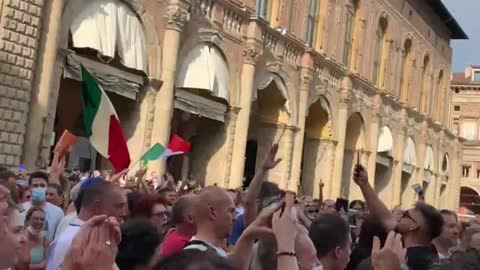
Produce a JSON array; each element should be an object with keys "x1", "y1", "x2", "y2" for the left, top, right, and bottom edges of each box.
[
  {"x1": 48, "y1": 183, "x2": 63, "y2": 196},
  {"x1": 440, "y1": 209, "x2": 458, "y2": 222},
  {"x1": 171, "y1": 195, "x2": 194, "y2": 226},
  {"x1": 25, "y1": 206, "x2": 45, "y2": 223},
  {"x1": 0, "y1": 170, "x2": 15, "y2": 185},
  {"x1": 127, "y1": 191, "x2": 144, "y2": 218},
  {"x1": 347, "y1": 215, "x2": 388, "y2": 270},
  {"x1": 133, "y1": 194, "x2": 168, "y2": 218},
  {"x1": 152, "y1": 249, "x2": 236, "y2": 270},
  {"x1": 257, "y1": 236, "x2": 278, "y2": 270},
  {"x1": 349, "y1": 200, "x2": 365, "y2": 209},
  {"x1": 309, "y1": 213, "x2": 350, "y2": 258},
  {"x1": 415, "y1": 202, "x2": 444, "y2": 240},
  {"x1": 116, "y1": 218, "x2": 162, "y2": 270},
  {"x1": 157, "y1": 187, "x2": 176, "y2": 195},
  {"x1": 80, "y1": 181, "x2": 114, "y2": 210},
  {"x1": 431, "y1": 248, "x2": 480, "y2": 270},
  {"x1": 28, "y1": 171, "x2": 49, "y2": 185}
]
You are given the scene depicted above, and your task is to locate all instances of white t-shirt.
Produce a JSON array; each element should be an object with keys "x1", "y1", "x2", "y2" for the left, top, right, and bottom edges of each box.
[
  {"x1": 54, "y1": 212, "x2": 77, "y2": 240},
  {"x1": 183, "y1": 236, "x2": 228, "y2": 258},
  {"x1": 46, "y1": 218, "x2": 84, "y2": 270},
  {"x1": 22, "y1": 201, "x2": 64, "y2": 241}
]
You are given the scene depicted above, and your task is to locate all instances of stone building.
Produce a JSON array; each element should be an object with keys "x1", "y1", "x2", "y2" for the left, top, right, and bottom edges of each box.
[
  {"x1": 0, "y1": 0, "x2": 466, "y2": 209},
  {"x1": 451, "y1": 66, "x2": 480, "y2": 214}
]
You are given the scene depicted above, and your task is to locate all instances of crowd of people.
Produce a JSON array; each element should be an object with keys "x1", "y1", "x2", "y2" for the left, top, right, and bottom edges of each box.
[{"x1": 0, "y1": 144, "x2": 479, "y2": 270}]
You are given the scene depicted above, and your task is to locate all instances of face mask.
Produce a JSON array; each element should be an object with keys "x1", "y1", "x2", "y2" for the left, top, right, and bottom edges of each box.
[{"x1": 31, "y1": 188, "x2": 46, "y2": 203}]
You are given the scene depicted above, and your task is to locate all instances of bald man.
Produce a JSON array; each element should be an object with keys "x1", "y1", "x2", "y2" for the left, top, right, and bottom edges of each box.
[
  {"x1": 161, "y1": 194, "x2": 197, "y2": 257},
  {"x1": 184, "y1": 186, "x2": 236, "y2": 257}
]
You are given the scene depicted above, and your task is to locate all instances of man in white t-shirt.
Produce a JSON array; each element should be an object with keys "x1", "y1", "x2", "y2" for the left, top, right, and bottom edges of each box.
[
  {"x1": 47, "y1": 179, "x2": 127, "y2": 270},
  {"x1": 22, "y1": 171, "x2": 64, "y2": 241}
]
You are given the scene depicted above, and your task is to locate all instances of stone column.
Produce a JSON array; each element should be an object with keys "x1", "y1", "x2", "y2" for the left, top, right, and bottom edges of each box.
[
  {"x1": 451, "y1": 139, "x2": 462, "y2": 210},
  {"x1": 392, "y1": 110, "x2": 407, "y2": 207},
  {"x1": 367, "y1": 107, "x2": 381, "y2": 186},
  {"x1": 289, "y1": 64, "x2": 314, "y2": 192},
  {"x1": 23, "y1": 0, "x2": 66, "y2": 169},
  {"x1": 228, "y1": 35, "x2": 262, "y2": 189},
  {"x1": 330, "y1": 76, "x2": 352, "y2": 198},
  {"x1": 150, "y1": 4, "x2": 190, "y2": 176}
]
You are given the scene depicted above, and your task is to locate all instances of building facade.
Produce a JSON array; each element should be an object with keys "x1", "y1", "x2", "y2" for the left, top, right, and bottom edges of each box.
[
  {"x1": 0, "y1": 0, "x2": 466, "y2": 209},
  {"x1": 451, "y1": 66, "x2": 480, "y2": 214}
]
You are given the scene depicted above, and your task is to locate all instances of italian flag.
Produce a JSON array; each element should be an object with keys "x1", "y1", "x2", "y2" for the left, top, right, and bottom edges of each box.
[
  {"x1": 81, "y1": 65, "x2": 131, "y2": 172},
  {"x1": 141, "y1": 135, "x2": 191, "y2": 162}
]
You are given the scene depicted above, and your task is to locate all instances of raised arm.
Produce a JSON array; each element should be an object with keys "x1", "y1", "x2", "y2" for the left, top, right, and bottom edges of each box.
[
  {"x1": 244, "y1": 144, "x2": 282, "y2": 226},
  {"x1": 353, "y1": 165, "x2": 396, "y2": 232}
]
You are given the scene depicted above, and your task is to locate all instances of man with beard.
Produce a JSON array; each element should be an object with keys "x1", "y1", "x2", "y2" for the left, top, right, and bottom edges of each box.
[
  {"x1": 353, "y1": 165, "x2": 443, "y2": 270},
  {"x1": 432, "y1": 210, "x2": 459, "y2": 259}
]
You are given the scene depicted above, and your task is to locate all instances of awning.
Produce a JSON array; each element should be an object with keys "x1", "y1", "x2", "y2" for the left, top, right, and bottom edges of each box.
[
  {"x1": 254, "y1": 71, "x2": 291, "y2": 114},
  {"x1": 424, "y1": 170, "x2": 432, "y2": 183},
  {"x1": 174, "y1": 89, "x2": 228, "y2": 122},
  {"x1": 425, "y1": 146, "x2": 434, "y2": 172},
  {"x1": 70, "y1": 0, "x2": 147, "y2": 72},
  {"x1": 403, "y1": 164, "x2": 415, "y2": 174},
  {"x1": 377, "y1": 126, "x2": 393, "y2": 154},
  {"x1": 404, "y1": 137, "x2": 417, "y2": 166},
  {"x1": 376, "y1": 153, "x2": 392, "y2": 167},
  {"x1": 175, "y1": 44, "x2": 229, "y2": 102},
  {"x1": 63, "y1": 54, "x2": 144, "y2": 100}
]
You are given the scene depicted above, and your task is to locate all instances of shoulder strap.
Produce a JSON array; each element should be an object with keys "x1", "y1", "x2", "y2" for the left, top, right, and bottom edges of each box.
[{"x1": 184, "y1": 240, "x2": 217, "y2": 253}]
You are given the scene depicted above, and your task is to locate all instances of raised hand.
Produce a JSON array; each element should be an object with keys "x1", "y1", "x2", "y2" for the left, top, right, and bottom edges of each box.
[
  {"x1": 262, "y1": 144, "x2": 283, "y2": 171},
  {"x1": 353, "y1": 164, "x2": 369, "y2": 187},
  {"x1": 272, "y1": 197, "x2": 298, "y2": 250},
  {"x1": 109, "y1": 168, "x2": 129, "y2": 183},
  {"x1": 242, "y1": 201, "x2": 282, "y2": 240},
  {"x1": 372, "y1": 231, "x2": 406, "y2": 270},
  {"x1": 61, "y1": 215, "x2": 119, "y2": 270}
]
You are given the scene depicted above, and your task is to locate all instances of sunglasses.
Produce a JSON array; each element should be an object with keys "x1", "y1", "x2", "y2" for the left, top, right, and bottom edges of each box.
[{"x1": 403, "y1": 211, "x2": 418, "y2": 224}]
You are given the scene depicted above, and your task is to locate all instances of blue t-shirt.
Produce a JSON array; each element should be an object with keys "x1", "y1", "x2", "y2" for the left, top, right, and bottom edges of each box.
[{"x1": 228, "y1": 213, "x2": 245, "y2": 246}]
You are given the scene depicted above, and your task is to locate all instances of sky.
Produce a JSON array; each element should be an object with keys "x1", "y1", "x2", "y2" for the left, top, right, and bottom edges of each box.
[{"x1": 442, "y1": 0, "x2": 480, "y2": 72}]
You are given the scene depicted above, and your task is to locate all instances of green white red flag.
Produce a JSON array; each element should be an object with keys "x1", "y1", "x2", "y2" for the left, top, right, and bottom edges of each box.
[
  {"x1": 141, "y1": 135, "x2": 191, "y2": 163},
  {"x1": 80, "y1": 65, "x2": 131, "y2": 172}
]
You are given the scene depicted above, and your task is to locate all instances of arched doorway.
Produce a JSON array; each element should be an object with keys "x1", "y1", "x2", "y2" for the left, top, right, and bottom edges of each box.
[
  {"x1": 245, "y1": 70, "x2": 290, "y2": 188},
  {"x1": 53, "y1": 0, "x2": 148, "y2": 171},
  {"x1": 301, "y1": 97, "x2": 332, "y2": 197},
  {"x1": 460, "y1": 187, "x2": 480, "y2": 215},
  {"x1": 375, "y1": 126, "x2": 394, "y2": 202},
  {"x1": 401, "y1": 137, "x2": 417, "y2": 208},
  {"x1": 342, "y1": 112, "x2": 365, "y2": 199},
  {"x1": 171, "y1": 43, "x2": 230, "y2": 186}
]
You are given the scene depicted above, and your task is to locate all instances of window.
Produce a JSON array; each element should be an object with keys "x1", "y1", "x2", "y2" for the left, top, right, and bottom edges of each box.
[
  {"x1": 288, "y1": 1, "x2": 299, "y2": 34},
  {"x1": 399, "y1": 39, "x2": 412, "y2": 103},
  {"x1": 420, "y1": 55, "x2": 430, "y2": 112},
  {"x1": 454, "y1": 105, "x2": 460, "y2": 111},
  {"x1": 306, "y1": 0, "x2": 318, "y2": 46},
  {"x1": 257, "y1": 0, "x2": 269, "y2": 19},
  {"x1": 462, "y1": 166, "x2": 470, "y2": 177},
  {"x1": 462, "y1": 122, "x2": 477, "y2": 140},
  {"x1": 343, "y1": 0, "x2": 356, "y2": 68},
  {"x1": 477, "y1": 170, "x2": 480, "y2": 179},
  {"x1": 372, "y1": 19, "x2": 386, "y2": 85},
  {"x1": 474, "y1": 71, "x2": 480, "y2": 82}
]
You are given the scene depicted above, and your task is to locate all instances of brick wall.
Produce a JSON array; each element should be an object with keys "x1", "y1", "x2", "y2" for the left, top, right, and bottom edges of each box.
[{"x1": 0, "y1": 0, "x2": 44, "y2": 168}]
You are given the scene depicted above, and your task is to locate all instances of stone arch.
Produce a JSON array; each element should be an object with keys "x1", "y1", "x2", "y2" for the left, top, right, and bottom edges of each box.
[
  {"x1": 419, "y1": 52, "x2": 432, "y2": 113},
  {"x1": 342, "y1": 112, "x2": 366, "y2": 199},
  {"x1": 460, "y1": 186, "x2": 480, "y2": 214},
  {"x1": 441, "y1": 153, "x2": 449, "y2": 175}
]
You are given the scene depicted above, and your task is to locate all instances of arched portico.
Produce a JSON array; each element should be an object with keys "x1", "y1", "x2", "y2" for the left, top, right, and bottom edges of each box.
[
  {"x1": 401, "y1": 136, "x2": 417, "y2": 208},
  {"x1": 341, "y1": 112, "x2": 366, "y2": 200},
  {"x1": 300, "y1": 96, "x2": 333, "y2": 197},
  {"x1": 375, "y1": 126, "x2": 394, "y2": 202},
  {"x1": 460, "y1": 186, "x2": 480, "y2": 215}
]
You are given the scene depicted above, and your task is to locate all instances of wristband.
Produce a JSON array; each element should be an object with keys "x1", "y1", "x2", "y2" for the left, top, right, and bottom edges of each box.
[{"x1": 276, "y1": 251, "x2": 297, "y2": 257}]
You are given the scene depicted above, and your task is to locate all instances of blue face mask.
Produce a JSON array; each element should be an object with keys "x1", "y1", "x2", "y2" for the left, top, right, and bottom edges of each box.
[{"x1": 31, "y1": 188, "x2": 46, "y2": 203}]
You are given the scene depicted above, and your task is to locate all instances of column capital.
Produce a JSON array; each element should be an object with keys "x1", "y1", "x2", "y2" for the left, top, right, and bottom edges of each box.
[
  {"x1": 300, "y1": 66, "x2": 315, "y2": 92},
  {"x1": 242, "y1": 39, "x2": 262, "y2": 65},
  {"x1": 165, "y1": 4, "x2": 191, "y2": 30}
]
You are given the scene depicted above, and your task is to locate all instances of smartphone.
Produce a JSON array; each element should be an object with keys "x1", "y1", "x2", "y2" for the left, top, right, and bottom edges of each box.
[
  {"x1": 335, "y1": 198, "x2": 349, "y2": 212},
  {"x1": 281, "y1": 192, "x2": 296, "y2": 216},
  {"x1": 412, "y1": 184, "x2": 423, "y2": 194}
]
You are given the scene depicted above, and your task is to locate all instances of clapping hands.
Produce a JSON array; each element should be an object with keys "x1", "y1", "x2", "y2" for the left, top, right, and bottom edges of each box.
[{"x1": 61, "y1": 215, "x2": 121, "y2": 270}]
